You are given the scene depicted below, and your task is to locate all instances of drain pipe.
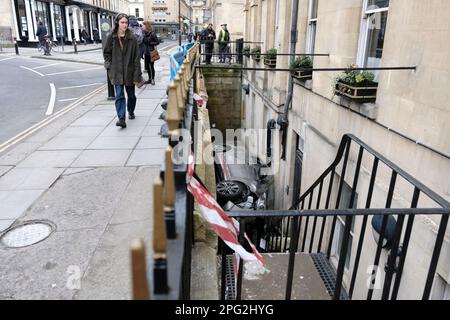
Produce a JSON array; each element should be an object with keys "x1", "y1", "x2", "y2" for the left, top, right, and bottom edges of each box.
[
  {"x1": 277, "y1": 0, "x2": 300, "y2": 160},
  {"x1": 266, "y1": 119, "x2": 277, "y2": 166}
]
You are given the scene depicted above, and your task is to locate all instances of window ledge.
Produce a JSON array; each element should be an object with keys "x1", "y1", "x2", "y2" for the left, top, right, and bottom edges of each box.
[
  {"x1": 339, "y1": 97, "x2": 378, "y2": 120},
  {"x1": 294, "y1": 79, "x2": 313, "y2": 90}
]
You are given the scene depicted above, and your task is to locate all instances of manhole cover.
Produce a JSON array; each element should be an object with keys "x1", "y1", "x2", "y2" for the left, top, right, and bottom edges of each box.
[{"x1": 1, "y1": 221, "x2": 54, "y2": 248}]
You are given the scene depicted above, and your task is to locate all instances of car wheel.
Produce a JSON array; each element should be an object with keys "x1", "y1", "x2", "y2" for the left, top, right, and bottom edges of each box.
[{"x1": 216, "y1": 180, "x2": 247, "y2": 204}]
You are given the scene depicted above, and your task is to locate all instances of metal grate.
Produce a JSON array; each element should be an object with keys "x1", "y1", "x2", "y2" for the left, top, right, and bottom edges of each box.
[
  {"x1": 224, "y1": 255, "x2": 236, "y2": 300},
  {"x1": 311, "y1": 253, "x2": 349, "y2": 300}
]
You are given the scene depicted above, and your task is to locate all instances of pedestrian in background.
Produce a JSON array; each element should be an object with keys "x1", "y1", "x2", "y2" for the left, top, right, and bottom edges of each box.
[
  {"x1": 103, "y1": 13, "x2": 144, "y2": 129},
  {"x1": 128, "y1": 15, "x2": 144, "y2": 57},
  {"x1": 218, "y1": 23, "x2": 230, "y2": 63},
  {"x1": 81, "y1": 28, "x2": 89, "y2": 45},
  {"x1": 93, "y1": 28, "x2": 100, "y2": 44},
  {"x1": 142, "y1": 21, "x2": 160, "y2": 85},
  {"x1": 36, "y1": 21, "x2": 50, "y2": 56},
  {"x1": 187, "y1": 32, "x2": 194, "y2": 43},
  {"x1": 202, "y1": 23, "x2": 216, "y2": 64}
]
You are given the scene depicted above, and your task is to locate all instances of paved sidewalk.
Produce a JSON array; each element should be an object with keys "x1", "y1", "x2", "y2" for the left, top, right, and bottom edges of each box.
[{"x1": 0, "y1": 52, "x2": 171, "y2": 299}]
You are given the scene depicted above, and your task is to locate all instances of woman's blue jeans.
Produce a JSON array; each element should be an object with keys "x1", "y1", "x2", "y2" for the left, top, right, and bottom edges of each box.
[{"x1": 114, "y1": 85, "x2": 136, "y2": 120}]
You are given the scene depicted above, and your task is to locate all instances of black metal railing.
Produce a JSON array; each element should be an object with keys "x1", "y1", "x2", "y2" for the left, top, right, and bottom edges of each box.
[
  {"x1": 198, "y1": 39, "x2": 245, "y2": 64},
  {"x1": 130, "y1": 44, "x2": 200, "y2": 300},
  {"x1": 223, "y1": 134, "x2": 449, "y2": 300}
]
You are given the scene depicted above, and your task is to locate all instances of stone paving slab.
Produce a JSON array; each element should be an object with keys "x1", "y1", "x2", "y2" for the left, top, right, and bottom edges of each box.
[
  {"x1": 141, "y1": 126, "x2": 162, "y2": 137},
  {"x1": 135, "y1": 136, "x2": 168, "y2": 149},
  {"x1": 0, "y1": 166, "x2": 13, "y2": 178},
  {"x1": 126, "y1": 149, "x2": 165, "y2": 166},
  {"x1": 70, "y1": 149, "x2": 132, "y2": 167},
  {"x1": 0, "y1": 190, "x2": 45, "y2": 220},
  {"x1": 99, "y1": 125, "x2": 146, "y2": 137},
  {"x1": 0, "y1": 227, "x2": 104, "y2": 300},
  {"x1": 105, "y1": 116, "x2": 151, "y2": 127},
  {"x1": 0, "y1": 219, "x2": 14, "y2": 233},
  {"x1": 0, "y1": 142, "x2": 42, "y2": 166},
  {"x1": 39, "y1": 137, "x2": 96, "y2": 151},
  {"x1": 17, "y1": 150, "x2": 82, "y2": 168},
  {"x1": 148, "y1": 118, "x2": 166, "y2": 126},
  {"x1": 131, "y1": 109, "x2": 156, "y2": 117},
  {"x1": 22, "y1": 167, "x2": 136, "y2": 232},
  {"x1": 57, "y1": 126, "x2": 105, "y2": 138},
  {"x1": 0, "y1": 168, "x2": 64, "y2": 191},
  {"x1": 70, "y1": 115, "x2": 114, "y2": 127},
  {"x1": 87, "y1": 136, "x2": 140, "y2": 150},
  {"x1": 74, "y1": 220, "x2": 152, "y2": 300}
]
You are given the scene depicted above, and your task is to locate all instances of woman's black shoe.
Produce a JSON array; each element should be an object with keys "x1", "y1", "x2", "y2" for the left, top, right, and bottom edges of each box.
[
  {"x1": 129, "y1": 113, "x2": 135, "y2": 120},
  {"x1": 151, "y1": 79, "x2": 155, "y2": 85}
]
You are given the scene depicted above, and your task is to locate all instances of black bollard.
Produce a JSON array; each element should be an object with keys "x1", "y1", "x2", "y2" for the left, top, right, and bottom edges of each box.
[
  {"x1": 107, "y1": 74, "x2": 115, "y2": 100},
  {"x1": 14, "y1": 37, "x2": 19, "y2": 55},
  {"x1": 73, "y1": 40, "x2": 77, "y2": 54}
]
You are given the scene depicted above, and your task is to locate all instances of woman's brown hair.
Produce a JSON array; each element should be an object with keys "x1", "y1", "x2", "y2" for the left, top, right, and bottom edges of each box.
[{"x1": 142, "y1": 21, "x2": 152, "y2": 33}]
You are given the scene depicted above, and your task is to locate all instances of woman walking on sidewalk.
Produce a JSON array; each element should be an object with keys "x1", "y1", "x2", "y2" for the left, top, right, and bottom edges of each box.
[
  {"x1": 142, "y1": 21, "x2": 160, "y2": 85},
  {"x1": 103, "y1": 13, "x2": 144, "y2": 129}
]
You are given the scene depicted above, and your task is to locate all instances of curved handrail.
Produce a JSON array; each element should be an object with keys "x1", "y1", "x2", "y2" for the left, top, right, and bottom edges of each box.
[{"x1": 290, "y1": 134, "x2": 449, "y2": 210}]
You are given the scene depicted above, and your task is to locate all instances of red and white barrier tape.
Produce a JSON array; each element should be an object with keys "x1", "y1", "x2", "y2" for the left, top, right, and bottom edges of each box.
[{"x1": 186, "y1": 152, "x2": 266, "y2": 268}]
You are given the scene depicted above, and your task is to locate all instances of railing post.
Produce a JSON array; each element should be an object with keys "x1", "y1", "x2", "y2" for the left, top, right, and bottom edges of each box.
[
  {"x1": 130, "y1": 239, "x2": 150, "y2": 300},
  {"x1": 236, "y1": 219, "x2": 245, "y2": 300},
  {"x1": 220, "y1": 239, "x2": 227, "y2": 300},
  {"x1": 179, "y1": 67, "x2": 187, "y2": 102},
  {"x1": 153, "y1": 176, "x2": 169, "y2": 294},
  {"x1": 182, "y1": 62, "x2": 190, "y2": 95},
  {"x1": 174, "y1": 75, "x2": 184, "y2": 117},
  {"x1": 167, "y1": 81, "x2": 182, "y2": 148},
  {"x1": 164, "y1": 146, "x2": 176, "y2": 239}
]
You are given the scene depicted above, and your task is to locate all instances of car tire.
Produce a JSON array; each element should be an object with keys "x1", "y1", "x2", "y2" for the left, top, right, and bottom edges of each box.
[{"x1": 216, "y1": 180, "x2": 247, "y2": 205}]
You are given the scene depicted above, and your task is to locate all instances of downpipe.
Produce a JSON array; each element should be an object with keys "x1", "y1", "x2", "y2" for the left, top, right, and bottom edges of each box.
[{"x1": 277, "y1": 0, "x2": 300, "y2": 160}]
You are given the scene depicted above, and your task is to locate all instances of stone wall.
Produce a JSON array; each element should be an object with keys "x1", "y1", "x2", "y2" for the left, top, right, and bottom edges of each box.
[
  {"x1": 202, "y1": 66, "x2": 243, "y2": 135},
  {"x1": 242, "y1": 0, "x2": 450, "y2": 299}
]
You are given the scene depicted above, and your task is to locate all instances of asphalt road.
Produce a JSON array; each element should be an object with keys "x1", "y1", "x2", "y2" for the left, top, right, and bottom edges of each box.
[
  {"x1": 0, "y1": 40, "x2": 181, "y2": 146},
  {"x1": 0, "y1": 55, "x2": 107, "y2": 145}
]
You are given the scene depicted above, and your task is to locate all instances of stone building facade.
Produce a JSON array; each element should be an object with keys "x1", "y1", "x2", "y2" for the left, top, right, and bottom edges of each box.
[
  {"x1": 2, "y1": 0, "x2": 128, "y2": 45},
  {"x1": 241, "y1": 0, "x2": 450, "y2": 299}
]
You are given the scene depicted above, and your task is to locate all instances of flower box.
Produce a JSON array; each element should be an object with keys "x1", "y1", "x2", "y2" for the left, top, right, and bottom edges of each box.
[
  {"x1": 263, "y1": 58, "x2": 277, "y2": 68},
  {"x1": 252, "y1": 54, "x2": 261, "y2": 63},
  {"x1": 335, "y1": 80, "x2": 378, "y2": 103},
  {"x1": 292, "y1": 70, "x2": 313, "y2": 81}
]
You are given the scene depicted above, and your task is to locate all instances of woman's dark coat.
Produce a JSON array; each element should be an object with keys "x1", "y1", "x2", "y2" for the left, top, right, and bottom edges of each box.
[
  {"x1": 143, "y1": 31, "x2": 160, "y2": 56},
  {"x1": 103, "y1": 30, "x2": 142, "y2": 86}
]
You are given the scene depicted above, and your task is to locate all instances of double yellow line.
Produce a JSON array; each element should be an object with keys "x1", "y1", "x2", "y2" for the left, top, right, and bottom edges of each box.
[{"x1": 0, "y1": 85, "x2": 106, "y2": 154}]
